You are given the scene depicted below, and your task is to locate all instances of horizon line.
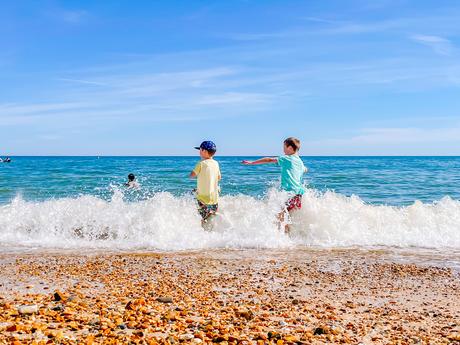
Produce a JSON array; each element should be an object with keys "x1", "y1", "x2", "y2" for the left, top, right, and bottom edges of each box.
[{"x1": 4, "y1": 155, "x2": 460, "y2": 158}]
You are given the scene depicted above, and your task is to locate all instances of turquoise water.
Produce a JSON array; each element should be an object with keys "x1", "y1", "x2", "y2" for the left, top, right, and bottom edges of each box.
[
  {"x1": 1, "y1": 156, "x2": 459, "y2": 252},
  {"x1": 1, "y1": 156, "x2": 459, "y2": 205}
]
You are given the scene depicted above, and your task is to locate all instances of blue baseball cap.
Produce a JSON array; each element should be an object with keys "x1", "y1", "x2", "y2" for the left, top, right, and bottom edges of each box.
[{"x1": 195, "y1": 141, "x2": 216, "y2": 152}]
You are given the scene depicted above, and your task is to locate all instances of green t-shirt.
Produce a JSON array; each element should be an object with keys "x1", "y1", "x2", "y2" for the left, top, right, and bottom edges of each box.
[{"x1": 277, "y1": 154, "x2": 306, "y2": 195}]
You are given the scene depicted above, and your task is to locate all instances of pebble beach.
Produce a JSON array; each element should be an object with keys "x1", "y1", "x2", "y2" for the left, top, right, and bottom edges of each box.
[{"x1": 1, "y1": 249, "x2": 459, "y2": 344}]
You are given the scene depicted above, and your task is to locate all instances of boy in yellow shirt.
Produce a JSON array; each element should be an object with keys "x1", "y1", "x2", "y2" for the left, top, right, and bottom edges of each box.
[{"x1": 189, "y1": 141, "x2": 221, "y2": 224}]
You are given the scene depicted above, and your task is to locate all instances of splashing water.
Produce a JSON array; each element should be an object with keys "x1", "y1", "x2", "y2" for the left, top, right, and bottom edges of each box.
[{"x1": 1, "y1": 188, "x2": 459, "y2": 251}]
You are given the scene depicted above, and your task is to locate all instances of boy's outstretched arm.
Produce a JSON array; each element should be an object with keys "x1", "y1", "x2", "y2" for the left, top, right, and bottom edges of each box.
[{"x1": 241, "y1": 157, "x2": 278, "y2": 165}]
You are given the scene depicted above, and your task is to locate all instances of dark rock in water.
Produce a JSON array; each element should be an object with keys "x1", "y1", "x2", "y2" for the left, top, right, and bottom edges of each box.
[{"x1": 156, "y1": 296, "x2": 173, "y2": 303}]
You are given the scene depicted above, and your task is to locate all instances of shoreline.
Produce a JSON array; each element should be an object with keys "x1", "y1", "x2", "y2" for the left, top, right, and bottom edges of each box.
[{"x1": 1, "y1": 250, "x2": 459, "y2": 344}]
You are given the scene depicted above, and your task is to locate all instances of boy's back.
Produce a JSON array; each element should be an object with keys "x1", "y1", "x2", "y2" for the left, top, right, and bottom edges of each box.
[{"x1": 193, "y1": 158, "x2": 220, "y2": 205}]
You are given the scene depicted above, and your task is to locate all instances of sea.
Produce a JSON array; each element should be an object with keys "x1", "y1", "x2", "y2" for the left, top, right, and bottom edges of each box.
[{"x1": 0, "y1": 156, "x2": 459, "y2": 268}]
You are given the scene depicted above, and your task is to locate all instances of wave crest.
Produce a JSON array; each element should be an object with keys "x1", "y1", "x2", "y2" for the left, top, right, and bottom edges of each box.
[{"x1": 0, "y1": 189, "x2": 459, "y2": 250}]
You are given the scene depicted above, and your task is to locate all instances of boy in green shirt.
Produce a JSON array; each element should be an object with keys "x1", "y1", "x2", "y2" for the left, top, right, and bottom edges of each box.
[
  {"x1": 242, "y1": 137, "x2": 307, "y2": 233},
  {"x1": 190, "y1": 141, "x2": 221, "y2": 225}
]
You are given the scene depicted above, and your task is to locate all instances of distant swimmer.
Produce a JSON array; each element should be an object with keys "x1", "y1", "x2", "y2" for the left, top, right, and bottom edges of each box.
[
  {"x1": 242, "y1": 137, "x2": 307, "y2": 234},
  {"x1": 1, "y1": 157, "x2": 11, "y2": 163},
  {"x1": 125, "y1": 173, "x2": 140, "y2": 189},
  {"x1": 189, "y1": 141, "x2": 221, "y2": 227}
]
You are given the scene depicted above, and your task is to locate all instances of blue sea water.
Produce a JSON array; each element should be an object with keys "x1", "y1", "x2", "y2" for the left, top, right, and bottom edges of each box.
[
  {"x1": 1, "y1": 156, "x2": 459, "y2": 205},
  {"x1": 0, "y1": 156, "x2": 459, "y2": 253}
]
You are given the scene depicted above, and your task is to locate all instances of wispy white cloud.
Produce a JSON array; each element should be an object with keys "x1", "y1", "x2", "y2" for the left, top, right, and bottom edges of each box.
[
  {"x1": 226, "y1": 12, "x2": 460, "y2": 41},
  {"x1": 57, "y1": 78, "x2": 107, "y2": 86},
  {"x1": 351, "y1": 127, "x2": 460, "y2": 143},
  {"x1": 410, "y1": 35, "x2": 454, "y2": 56},
  {"x1": 57, "y1": 9, "x2": 88, "y2": 24},
  {"x1": 195, "y1": 92, "x2": 269, "y2": 105},
  {"x1": 0, "y1": 65, "x2": 278, "y2": 129},
  {"x1": 223, "y1": 30, "x2": 305, "y2": 41},
  {"x1": 0, "y1": 115, "x2": 44, "y2": 126},
  {"x1": 0, "y1": 102, "x2": 88, "y2": 116},
  {"x1": 39, "y1": 134, "x2": 62, "y2": 141},
  {"x1": 43, "y1": 6, "x2": 89, "y2": 25},
  {"x1": 306, "y1": 126, "x2": 460, "y2": 155},
  {"x1": 3, "y1": 51, "x2": 460, "y2": 132},
  {"x1": 224, "y1": 18, "x2": 402, "y2": 40}
]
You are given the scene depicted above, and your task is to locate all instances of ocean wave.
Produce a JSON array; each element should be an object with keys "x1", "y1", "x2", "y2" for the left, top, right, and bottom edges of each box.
[{"x1": 0, "y1": 189, "x2": 459, "y2": 250}]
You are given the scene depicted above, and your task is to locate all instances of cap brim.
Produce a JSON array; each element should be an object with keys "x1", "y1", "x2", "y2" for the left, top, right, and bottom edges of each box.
[{"x1": 194, "y1": 147, "x2": 200, "y2": 150}]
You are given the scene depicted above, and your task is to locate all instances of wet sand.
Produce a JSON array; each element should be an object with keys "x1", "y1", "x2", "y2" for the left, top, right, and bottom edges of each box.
[{"x1": 0, "y1": 249, "x2": 459, "y2": 344}]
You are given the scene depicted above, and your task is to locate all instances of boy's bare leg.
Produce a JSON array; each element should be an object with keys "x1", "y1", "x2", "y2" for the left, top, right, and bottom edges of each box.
[{"x1": 277, "y1": 210, "x2": 290, "y2": 234}]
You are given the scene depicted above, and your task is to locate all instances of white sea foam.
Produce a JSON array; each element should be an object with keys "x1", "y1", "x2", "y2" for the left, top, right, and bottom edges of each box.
[{"x1": 0, "y1": 189, "x2": 459, "y2": 251}]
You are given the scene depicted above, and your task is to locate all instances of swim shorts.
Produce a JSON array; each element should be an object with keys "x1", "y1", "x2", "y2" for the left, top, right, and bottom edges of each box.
[
  {"x1": 197, "y1": 200, "x2": 218, "y2": 221},
  {"x1": 286, "y1": 194, "x2": 302, "y2": 211}
]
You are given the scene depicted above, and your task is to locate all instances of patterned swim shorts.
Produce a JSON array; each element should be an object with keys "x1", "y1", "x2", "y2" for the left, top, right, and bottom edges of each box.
[
  {"x1": 286, "y1": 194, "x2": 302, "y2": 211},
  {"x1": 197, "y1": 200, "x2": 218, "y2": 221}
]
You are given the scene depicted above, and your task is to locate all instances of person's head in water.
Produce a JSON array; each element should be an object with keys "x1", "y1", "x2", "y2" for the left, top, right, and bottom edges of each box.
[{"x1": 125, "y1": 173, "x2": 140, "y2": 188}]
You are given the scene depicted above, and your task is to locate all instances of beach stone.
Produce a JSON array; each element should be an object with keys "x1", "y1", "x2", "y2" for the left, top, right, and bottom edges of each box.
[
  {"x1": 51, "y1": 305, "x2": 64, "y2": 312},
  {"x1": 192, "y1": 338, "x2": 203, "y2": 344},
  {"x1": 6, "y1": 324, "x2": 17, "y2": 332},
  {"x1": 313, "y1": 326, "x2": 327, "y2": 335},
  {"x1": 0, "y1": 323, "x2": 13, "y2": 332},
  {"x1": 164, "y1": 311, "x2": 178, "y2": 321},
  {"x1": 268, "y1": 331, "x2": 281, "y2": 340},
  {"x1": 167, "y1": 336, "x2": 177, "y2": 344},
  {"x1": 156, "y1": 296, "x2": 173, "y2": 303},
  {"x1": 53, "y1": 290, "x2": 66, "y2": 301},
  {"x1": 448, "y1": 332, "x2": 460, "y2": 341},
  {"x1": 125, "y1": 300, "x2": 136, "y2": 310},
  {"x1": 212, "y1": 335, "x2": 228, "y2": 342},
  {"x1": 236, "y1": 308, "x2": 254, "y2": 320},
  {"x1": 180, "y1": 333, "x2": 194, "y2": 341},
  {"x1": 284, "y1": 335, "x2": 299, "y2": 342},
  {"x1": 18, "y1": 304, "x2": 38, "y2": 315}
]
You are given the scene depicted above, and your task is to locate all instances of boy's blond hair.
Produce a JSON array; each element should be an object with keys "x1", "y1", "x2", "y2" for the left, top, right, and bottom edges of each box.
[{"x1": 284, "y1": 137, "x2": 301, "y2": 152}]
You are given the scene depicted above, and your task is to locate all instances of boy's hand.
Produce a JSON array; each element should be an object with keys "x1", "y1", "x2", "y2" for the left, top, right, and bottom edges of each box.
[{"x1": 241, "y1": 160, "x2": 253, "y2": 165}]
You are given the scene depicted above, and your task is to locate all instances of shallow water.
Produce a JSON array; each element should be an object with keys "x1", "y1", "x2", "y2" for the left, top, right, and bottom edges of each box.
[
  {"x1": 0, "y1": 156, "x2": 459, "y2": 256},
  {"x1": 2, "y1": 156, "x2": 460, "y2": 205}
]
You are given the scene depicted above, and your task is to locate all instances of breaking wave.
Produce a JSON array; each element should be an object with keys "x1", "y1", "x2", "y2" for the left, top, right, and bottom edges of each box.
[{"x1": 0, "y1": 189, "x2": 459, "y2": 251}]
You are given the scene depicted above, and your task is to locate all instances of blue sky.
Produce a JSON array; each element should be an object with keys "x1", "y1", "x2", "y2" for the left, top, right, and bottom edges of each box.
[{"x1": 1, "y1": 0, "x2": 460, "y2": 155}]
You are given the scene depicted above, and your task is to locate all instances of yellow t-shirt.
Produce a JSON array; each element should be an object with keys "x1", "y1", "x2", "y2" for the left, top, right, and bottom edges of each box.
[{"x1": 193, "y1": 159, "x2": 221, "y2": 205}]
